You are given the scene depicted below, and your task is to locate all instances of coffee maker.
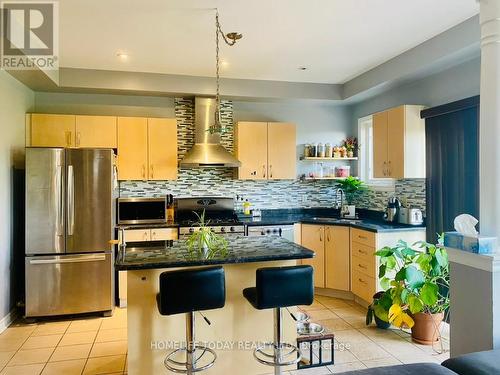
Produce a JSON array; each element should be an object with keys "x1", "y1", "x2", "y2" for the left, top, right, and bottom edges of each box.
[{"x1": 384, "y1": 197, "x2": 401, "y2": 222}]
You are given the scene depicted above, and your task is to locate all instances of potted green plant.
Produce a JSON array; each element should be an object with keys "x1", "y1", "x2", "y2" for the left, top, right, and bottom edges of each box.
[
  {"x1": 335, "y1": 176, "x2": 367, "y2": 218},
  {"x1": 186, "y1": 210, "x2": 229, "y2": 259},
  {"x1": 374, "y1": 236, "x2": 449, "y2": 345},
  {"x1": 366, "y1": 291, "x2": 392, "y2": 329}
]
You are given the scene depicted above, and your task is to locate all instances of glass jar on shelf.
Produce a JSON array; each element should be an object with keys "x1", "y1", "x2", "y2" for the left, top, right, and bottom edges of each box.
[
  {"x1": 304, "y1": 144, "x2": 311, "y2": 157},
  {"x1": 317, "y1": 143, "x2": 325, "y2": 158},
  {"x1": 310, "y1": 143, "x2": 317, "y2": 158},
  {"x1": 325, "y1": 143, "x2": 332, "y2": 158}
]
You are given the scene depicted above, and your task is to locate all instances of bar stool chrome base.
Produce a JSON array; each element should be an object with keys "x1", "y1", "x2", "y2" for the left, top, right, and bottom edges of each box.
[
  {"x1": 253, "y1": 342, "x2": 301, "y2": 367},
  {"x1": 164, "y1": 344, "x2": 217, "y2": 374}
]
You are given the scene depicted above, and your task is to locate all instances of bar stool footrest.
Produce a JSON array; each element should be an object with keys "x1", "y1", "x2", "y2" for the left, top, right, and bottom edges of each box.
[
  {"x1": 164, "y1": 344, "x2": 217, "y2": 373},
  {"x1": 253, "y1": 342, "x2": 301, "y2": 367}
]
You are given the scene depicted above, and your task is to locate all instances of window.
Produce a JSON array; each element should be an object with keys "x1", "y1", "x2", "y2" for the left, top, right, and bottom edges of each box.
[{"x1": 358, "y1": 116, "x2": 394, "y2": 190}]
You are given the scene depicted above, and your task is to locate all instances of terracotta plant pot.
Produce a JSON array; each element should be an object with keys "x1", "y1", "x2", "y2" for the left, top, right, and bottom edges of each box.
[{"x1": 411, "y1": 312, "x2": 444, "y2": 345}]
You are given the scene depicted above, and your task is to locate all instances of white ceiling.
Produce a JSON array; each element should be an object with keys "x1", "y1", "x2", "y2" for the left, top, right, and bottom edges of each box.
[{"x1": 59, "y1": 0, "x2": 479, "y2": 84}]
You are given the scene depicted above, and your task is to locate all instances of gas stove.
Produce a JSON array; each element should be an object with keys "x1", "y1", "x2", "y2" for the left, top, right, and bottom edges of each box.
[{"x1": 176, "y1": 197, "x2": 245, "y2": 238}]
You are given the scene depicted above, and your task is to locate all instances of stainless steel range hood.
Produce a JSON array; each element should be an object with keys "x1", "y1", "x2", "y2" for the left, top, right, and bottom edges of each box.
[{"x1": 179, "y1": 97, "x2": 241, "y2": 168}]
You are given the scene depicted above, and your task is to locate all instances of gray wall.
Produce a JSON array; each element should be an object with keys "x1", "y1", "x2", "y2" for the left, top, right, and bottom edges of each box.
[
  {"x1": 0, "y1": 71, "x2": 34, "y2": 324},
  {"x1": 349, "y1": 57, "x2": 480, "y2": 121}
]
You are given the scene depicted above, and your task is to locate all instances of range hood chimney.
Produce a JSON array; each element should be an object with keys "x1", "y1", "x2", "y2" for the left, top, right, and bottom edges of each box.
[{"x1": 179, "y1": 98, "x2": 241, "y2": 168}]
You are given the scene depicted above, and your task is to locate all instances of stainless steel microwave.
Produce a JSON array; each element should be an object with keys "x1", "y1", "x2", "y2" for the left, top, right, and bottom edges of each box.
[{"x1": 117, "y1": 197, "x2": 166, "y2": 225}]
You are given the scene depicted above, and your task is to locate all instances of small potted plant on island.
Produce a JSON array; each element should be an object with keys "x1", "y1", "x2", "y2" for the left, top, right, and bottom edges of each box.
[
  {"x1": 335, "y1": 176, "x2": 367, "y2": 218},
  {"x1": 372, "y1": 236, "x2": 449, "y2": 345},
  {"x1": 186, "y1": 210, "x2": 229, "y2": 259}
]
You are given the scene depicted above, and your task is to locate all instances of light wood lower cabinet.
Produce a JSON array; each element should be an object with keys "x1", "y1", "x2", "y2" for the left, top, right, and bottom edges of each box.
[
  {"x1": 30, "y1": 114, "x2": 76, "y2": 147},
  {"x1": 301, "y1": 224, "x2": 325, "y2": 288},
  {"x1": 325, "y1": 226, "x2": 350, "y2": 291},
  {"x1": 118, "y1": 227, "x2": 178, "y2": 307},
  {"x1": 301, "y1": 224, "x2": 350, "y2": 290}
]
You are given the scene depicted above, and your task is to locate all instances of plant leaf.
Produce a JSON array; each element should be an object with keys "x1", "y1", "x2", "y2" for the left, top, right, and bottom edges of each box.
[
  {"x1": 408, "y1": 294, "x2": 424, "y2": 314},
  {"x1": 395, "y1": 268, "x2": 406, "y2": 282},
  {"x1": 380, "y1": 277, "x2": 391, "y2": 291},
  {"x1": 373, "y1": 304, "x2": 389, "y2": 322},
  {"x1": 405, "y1": 266, "x2": 425, "y2": 290},
  {"x1": 378, "y1": 264, "x2": 387, "y2": 278},
  {"x1": 420, "y1": 283, "x2": 439, "y2": 306},
  {"x1": 366, "y1": 308, "x2": 373, "y2": 325}
]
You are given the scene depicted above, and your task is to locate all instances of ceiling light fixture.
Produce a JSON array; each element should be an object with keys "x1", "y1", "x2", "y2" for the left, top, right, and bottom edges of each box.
[
  {"x1": 210, "y1": 9, "x2": 242, "y2": 134},
  {"x1": 298, "y1": 66, "x2": 307, "y2": 71}
]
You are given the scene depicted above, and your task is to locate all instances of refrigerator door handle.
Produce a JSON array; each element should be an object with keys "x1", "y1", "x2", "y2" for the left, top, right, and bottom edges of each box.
[
  {"x1": 67, "y1": 165, "x2": 75, "y2": 236},
  {"x1": 55, "y1": 165, "x2": 64, "y2": 236},
  {"x1": 29, "y1": 255, "x2": 107, "y2": 265}
]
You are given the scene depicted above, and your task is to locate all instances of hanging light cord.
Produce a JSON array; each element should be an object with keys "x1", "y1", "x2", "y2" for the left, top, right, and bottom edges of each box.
[{"x1": 212, "y1": 9, "x2": 241, "y2": 134}]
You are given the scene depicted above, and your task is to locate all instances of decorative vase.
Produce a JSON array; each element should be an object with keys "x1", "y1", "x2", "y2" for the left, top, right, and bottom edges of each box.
[
  {"x1": 410, "y1": 312, "x2": 444, "y2": 345},
  {"x1": 374, "y1": 315, "x2": 391, "y2": 329}
]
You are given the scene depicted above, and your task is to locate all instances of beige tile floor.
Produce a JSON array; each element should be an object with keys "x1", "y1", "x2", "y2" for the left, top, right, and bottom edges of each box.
[{"x1": 0, "y1": 296, "x2": 449, "y2": 375}]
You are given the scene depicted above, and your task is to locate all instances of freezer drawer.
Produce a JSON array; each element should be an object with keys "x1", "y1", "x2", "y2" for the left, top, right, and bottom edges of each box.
[{"x1": 25, "y1": 253, "x2": 113, "y2": 317}]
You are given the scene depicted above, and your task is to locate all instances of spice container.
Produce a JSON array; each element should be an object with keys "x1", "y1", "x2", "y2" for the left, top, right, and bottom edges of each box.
[
  {"x1": 304, "y1": 144, "x2": 311, "y2": 157},
  {"x1": 310, "y1": 143, "x2": 317, "y2": 158},
  {"x1": 325, "y1": 143, "x2": 332, "y2": 158},
  {"x1": 317, "y1": 143, "x2": 325, "y2": 157}
]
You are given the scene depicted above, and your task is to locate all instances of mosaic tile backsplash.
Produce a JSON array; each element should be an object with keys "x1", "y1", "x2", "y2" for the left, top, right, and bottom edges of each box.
[{"x1": 119, "y1": 98, "x2": 426, "y2": 212}]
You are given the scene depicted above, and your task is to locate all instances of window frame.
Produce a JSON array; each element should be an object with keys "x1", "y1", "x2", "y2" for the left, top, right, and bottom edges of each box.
[{"x1": 357, "y1": 115, "x2": 395, "y2": 191}]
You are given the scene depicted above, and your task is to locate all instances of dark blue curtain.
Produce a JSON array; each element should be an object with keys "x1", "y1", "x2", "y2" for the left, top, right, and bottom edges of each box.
[{"x1": 422, "y1": 97, "x2": 479, "y2": 244}]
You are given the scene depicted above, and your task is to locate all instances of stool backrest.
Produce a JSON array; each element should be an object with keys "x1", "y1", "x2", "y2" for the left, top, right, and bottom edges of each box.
[
  {"x1": 256, "y1": 265, "x2": 314, "y2": 309},
  {"x1": 158, "y1": 266, "x2": 226, "y2": 315}
]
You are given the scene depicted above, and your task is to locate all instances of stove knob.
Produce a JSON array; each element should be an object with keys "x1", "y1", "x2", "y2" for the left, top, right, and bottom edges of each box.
[
  {"x1": 266, "y1": 229, "x2": 271, "y2": 235},
  {"x1": 261, "y1": 231, "x2": 265, "y2": 235},
  {"x1": 189, "y1": 228, "x2": 194, "y2": 234},
  {"x1": 220, "y1": 227, "x2": 226, "y2": 233},
  {"x1": 230, "y1": 226, "x2": 235, "y2": 232},
  {"x1": 273, "y1": 229, "x2": 278, "y2": 234}
]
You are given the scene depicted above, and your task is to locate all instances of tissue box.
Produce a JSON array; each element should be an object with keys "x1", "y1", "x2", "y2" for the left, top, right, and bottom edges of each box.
[{"x1": 444, "y1": 232, "x2": 497, "y2": 254}]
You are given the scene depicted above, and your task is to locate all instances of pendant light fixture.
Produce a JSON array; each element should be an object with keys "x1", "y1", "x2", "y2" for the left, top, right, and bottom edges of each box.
[{"x1": 210, "y1": 9, "x2": 242, "y2": 134}]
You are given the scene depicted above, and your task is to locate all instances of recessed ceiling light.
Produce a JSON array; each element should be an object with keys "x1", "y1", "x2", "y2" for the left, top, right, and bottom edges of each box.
[
  {"x1": 298, "y1": 66, "x2": 307, "y2": 71},
  {"x1": 221, "y1": 60, "x2": 229, "y2": 67},
  {"x1": 116, "y1": 52, "x2": 129, "y2": 60}
]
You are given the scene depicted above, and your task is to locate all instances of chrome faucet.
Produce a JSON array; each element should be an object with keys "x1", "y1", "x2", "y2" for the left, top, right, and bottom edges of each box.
[{"x1": 336, "y1": 189, "x2": 349, "y2": 218}]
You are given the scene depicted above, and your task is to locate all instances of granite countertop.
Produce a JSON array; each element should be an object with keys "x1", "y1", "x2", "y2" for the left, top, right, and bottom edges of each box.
[
  {"x1": 238, "y1": 209, "x2": 425, "y2": 233},
  {"x1": 115, "y1": 235, "x2": 314, "y2": 270}
]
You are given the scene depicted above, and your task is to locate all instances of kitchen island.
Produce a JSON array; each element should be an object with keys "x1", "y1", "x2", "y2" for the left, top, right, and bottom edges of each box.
[{"x1": 116, "y1": 236, "x2": 314, "y2": 375}]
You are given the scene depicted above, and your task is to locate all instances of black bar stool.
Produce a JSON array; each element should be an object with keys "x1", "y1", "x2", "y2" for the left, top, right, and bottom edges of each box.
[
  {"x1": 243, "y1": 265, "x2": 314, "y2": 373},
  {"x1": 157, "y1": 266, "x2": 226, "y2": 374}
]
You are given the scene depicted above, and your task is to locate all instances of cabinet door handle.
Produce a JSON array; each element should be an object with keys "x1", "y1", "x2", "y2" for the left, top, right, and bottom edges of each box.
[
  {"x1": 358, "y1": 249, "x2": 367, "y2": 255},
  {"x1": 76, "y1": 132, "x2": 81, "y2": 147},
  {"x1": 358, "y1": 235, "x2": 367, "y2": 240},
  {"x1": 152, "y1": 231, "x2": 156, "y2": 240},
  {"x1": 388, "y1": 160, "x2": 392, "y2": 176},
  {"x1": 144, "y1": 231, "x2": 148, "y2": 240},
  {"x1": 269, "y1": 164, "x2": 273, "y2": 178},
  {"x1": 262, "y1": 165, "x2": 266, "y2": 178},
  {"x1": 319, "y1": 228, "x2": 323, "y2": 242},
  {"x1": 150, "y1": 165, "x2": 154, "y2": 179},
  {"x1": 358, "y1": 278, "x2": 367, "y2": 284},
  {"x1": 142, "y1": 164, "x2": 146, "y2": 180},
  {"x1": 383, "y1": 161, "x2": 387, "y2": 176},
  {"x1": 326, "y1": 227, "x2": 331, "y2": 242},
  {"x1": 358, "y1": 263, "x2": 367, "y2": 269},
  {"x1": 65, "y1": 131, "x2": 72, "y2": 147}
]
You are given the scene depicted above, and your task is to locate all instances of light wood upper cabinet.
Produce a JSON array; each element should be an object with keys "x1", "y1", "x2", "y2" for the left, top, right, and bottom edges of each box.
[
  {"x1": 148, "y1": 118, "x2": 177, "y2": 180},
  {"x1": 75, "y1": 115, "x2": 117, "y2": 148},
  {"x1": 372, "y1": 105, "x2": 425, "y2": 179},
  {"x1": 267, "y1": 122, "x2": 296, "y2": 179},
  {"x1": 117, "y1": 117, "x2": 149, "y2": 180},
  {"x1": 235, "y1": 121, "x2": 296, "y2": 180},
  {"x1": 301, "y1": 224, "x2": 325, "y2": 288},
  {"x1": 325, "y1": 226, "x2": 350, "y2": 291},
  {"x1": 372, "y1": 111, "x2": 388, "y2": 178},
  {"x1": 235, "y1": 122, "x2": 268, "y2": 180},
  {"x1": 30, "y1": 114, "x2": 76, "y2": 147}
]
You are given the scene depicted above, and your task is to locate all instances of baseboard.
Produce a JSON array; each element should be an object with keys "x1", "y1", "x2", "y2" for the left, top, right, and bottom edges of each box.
[{"x1": 0, "y1": 308, "x2": 19, "y2": 334}]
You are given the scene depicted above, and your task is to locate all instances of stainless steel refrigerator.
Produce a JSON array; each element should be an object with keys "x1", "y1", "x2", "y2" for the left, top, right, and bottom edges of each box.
[{"x1": 25, "y1": 148, "x2": 116, "y2": 317}]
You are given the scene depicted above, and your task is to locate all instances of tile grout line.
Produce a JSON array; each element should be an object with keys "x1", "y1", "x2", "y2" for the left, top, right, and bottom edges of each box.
[{"x1": 81, "y1": 316, "x2": 105, "y2": 375}]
